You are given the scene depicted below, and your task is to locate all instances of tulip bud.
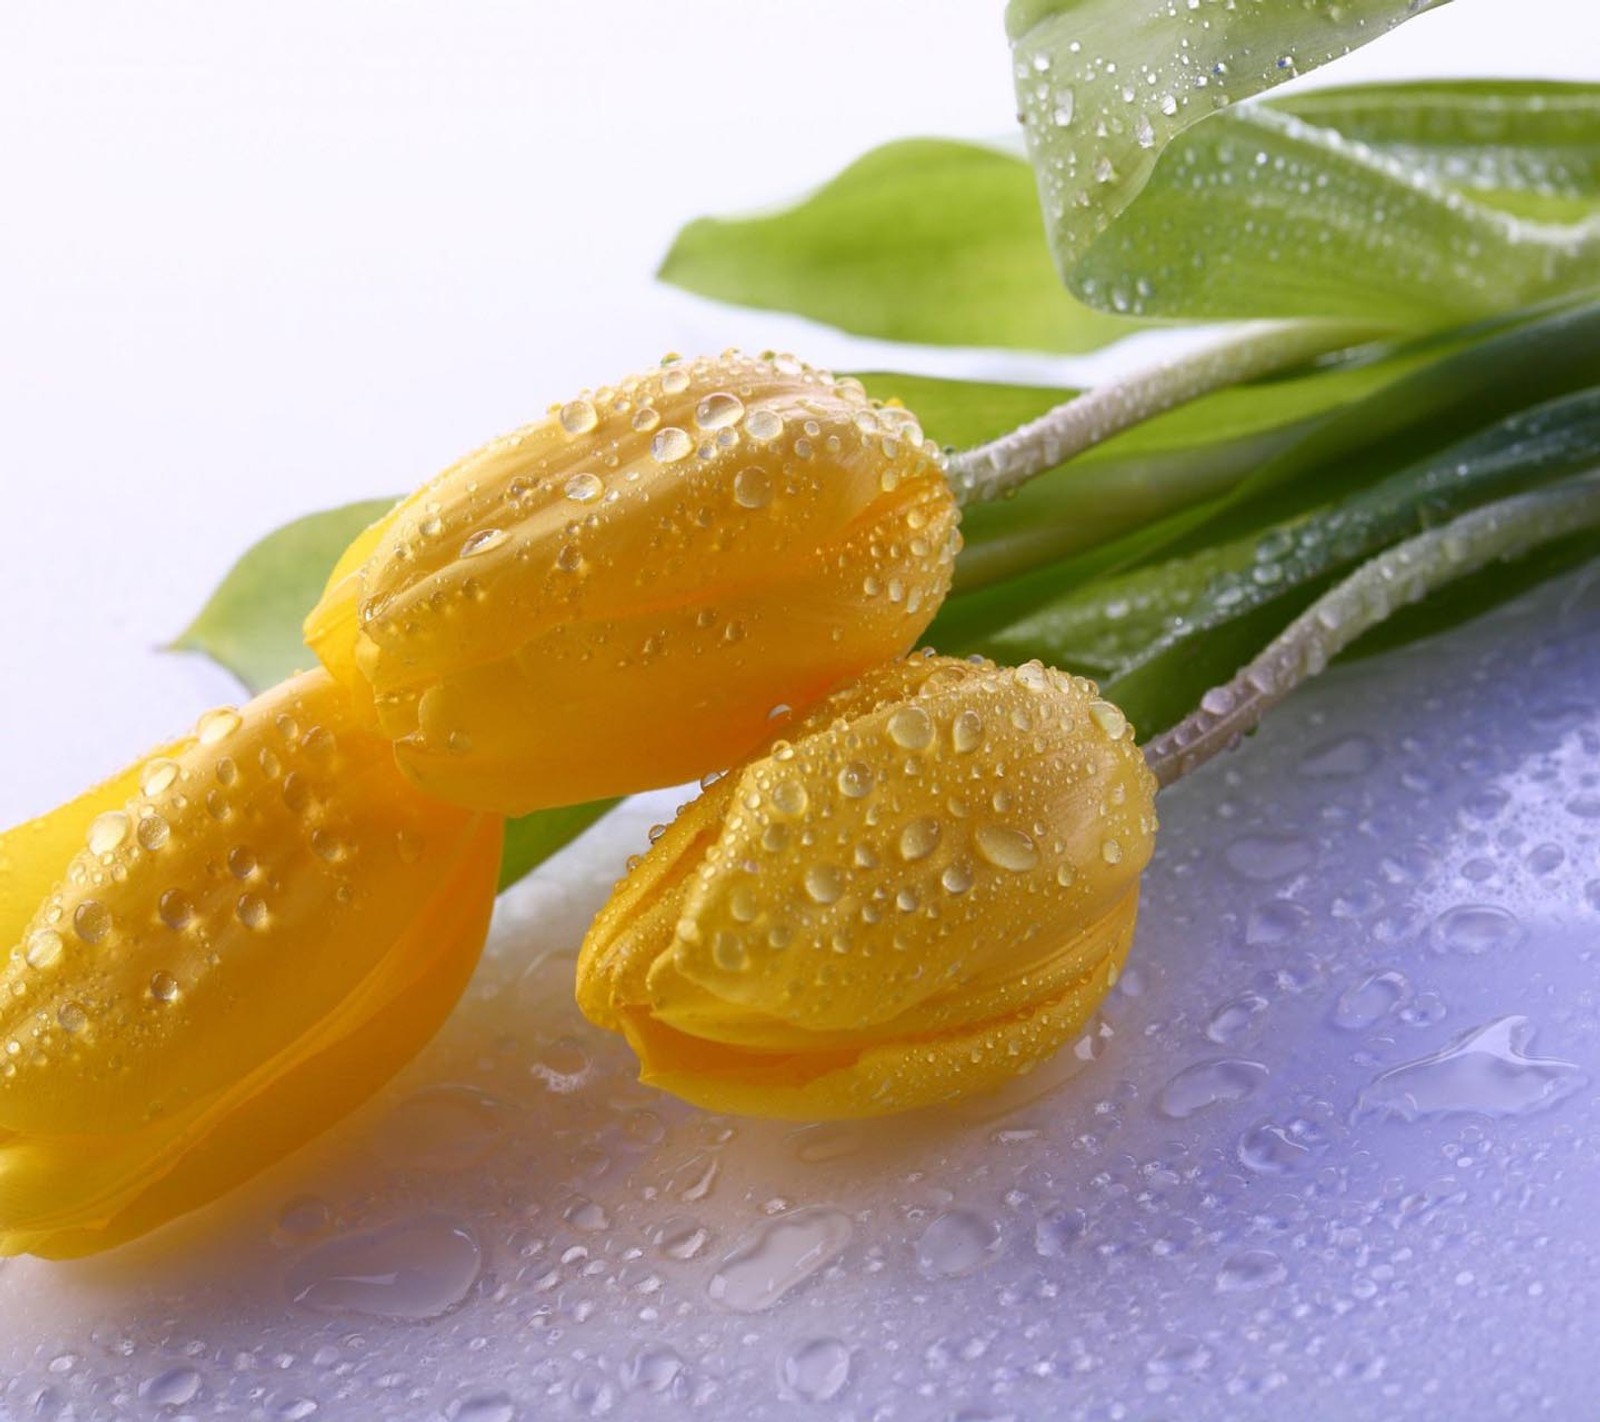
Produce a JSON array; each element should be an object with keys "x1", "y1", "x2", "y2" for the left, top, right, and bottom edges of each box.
[
  {"x1": 305, "y1": 352, "x2": 961, "y2": 815},
  {"x1": 0, "y1": 670, "x2": 502, "y2": 1257},
  {"x1": 576, "y1": 654, "x2": 1158, "y2": 1119}
]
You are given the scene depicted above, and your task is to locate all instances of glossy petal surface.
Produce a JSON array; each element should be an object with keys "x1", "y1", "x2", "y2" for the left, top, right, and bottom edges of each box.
[
  {"x1": 0, "y1": 671, "x2": 502, "y2": 1257},
  {"x1": 305, "y1": 352, "x2": 960, "y2": 814},
  {"x1": 578, "y1": 655, "x2": 1157, "y2": 1118}
]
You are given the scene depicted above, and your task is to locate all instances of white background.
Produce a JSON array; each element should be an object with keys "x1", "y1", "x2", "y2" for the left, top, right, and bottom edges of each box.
[{"x1": 0, "y1": 0, "x2": 1593, "y2": 824}]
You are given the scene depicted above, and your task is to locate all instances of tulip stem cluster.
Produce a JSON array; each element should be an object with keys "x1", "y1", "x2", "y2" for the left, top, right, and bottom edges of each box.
[
  {"x1": 945, "y1": 319, "x2": 1380, "y2": 508},
  {"x1": 1142, "y1": 476, "x2": 1600, "y2": 789}
]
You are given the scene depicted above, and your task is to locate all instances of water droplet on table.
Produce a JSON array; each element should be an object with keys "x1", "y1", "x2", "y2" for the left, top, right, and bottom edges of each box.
[
  {"x1": 285, "y1": 1214, "x2": 483, "y2": 1320},
  {"x1": 708, "y1": 1208, "x2": 852, "y2": 1312}
]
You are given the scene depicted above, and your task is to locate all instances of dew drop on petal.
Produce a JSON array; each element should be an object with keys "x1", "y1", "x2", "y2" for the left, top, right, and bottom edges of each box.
[
  {"x1": 650, "y1": 428, "x2": 694, "y2": 463},
  {"x1": 976, "y1": 825, "x2": 1039, "y2": 873}
]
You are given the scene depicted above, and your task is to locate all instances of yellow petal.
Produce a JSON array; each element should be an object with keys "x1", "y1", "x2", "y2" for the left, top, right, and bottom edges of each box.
[
  {"x1": 616, "y1": 902, "x2": 1137, "y2": 1120},
  {"x1": 305, "y1": 353, "x2": 960, "y2": 814},
  {"x1": 0, "y1": 670, "x2": 501, "y2": 1256},
  {"x1": 577, "y1": 654, "x2": 1157, "y2": 1119}
]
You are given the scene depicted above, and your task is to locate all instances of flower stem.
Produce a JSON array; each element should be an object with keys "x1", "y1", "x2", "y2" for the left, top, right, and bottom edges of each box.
[
  {"x1": 945, "y1": 320, "x2": 1378, "y2": 508},
  {"x1": 1142, "y1": 476, "x2": 1600, "y2": 790}
]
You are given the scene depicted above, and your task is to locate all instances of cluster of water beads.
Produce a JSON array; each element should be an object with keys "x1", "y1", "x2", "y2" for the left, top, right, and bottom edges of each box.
[
  {"x1": 580, "y1": 653, "x2": 1156, "y2": 1107},
  {"x1": 315, "y1": 351, "x2": 961, "y2": 801}
]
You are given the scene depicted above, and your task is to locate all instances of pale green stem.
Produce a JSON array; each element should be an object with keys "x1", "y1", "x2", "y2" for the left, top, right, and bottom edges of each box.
[
  {"x1": 1143, "y1": 475, "x2": 1600, "y2": 791},
  {"x1": 945, "y1": 320, "x2": 1378, "y2": 507}
]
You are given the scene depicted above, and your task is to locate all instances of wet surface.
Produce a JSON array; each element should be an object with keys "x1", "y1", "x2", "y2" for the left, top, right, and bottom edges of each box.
[{"x1": 2, "y1": 570, "x2": 1598, "y2": 1420}]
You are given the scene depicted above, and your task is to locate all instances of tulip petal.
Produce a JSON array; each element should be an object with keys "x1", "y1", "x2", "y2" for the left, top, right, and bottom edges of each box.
[
  {"x1": 0, "y1": 670, "x2": 501, "y2": 1256},
  {"x1": 616, "y1": 898, "x2": 1137, "y2": 1120},
  {"x1": 305, "y1": 353, "x2": 960, "y2": 814},
  {"x1": 577, "y1": 654, "x2": 1158, "y2": 1120}
]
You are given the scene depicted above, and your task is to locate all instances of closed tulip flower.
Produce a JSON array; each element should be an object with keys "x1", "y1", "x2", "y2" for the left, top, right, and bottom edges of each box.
[
  {"x1": 576, "y1": 653, "x2": 1158, "y2": 1119},
  {"x1": 0, "y1": 670, "x2": 502, "y2": 1258},
  {"x1": 305, "y1": 351, "x2": 961, "y2": 815}
]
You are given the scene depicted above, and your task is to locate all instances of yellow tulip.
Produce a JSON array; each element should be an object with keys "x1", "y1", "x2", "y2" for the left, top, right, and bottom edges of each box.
[
  {"x1": 305, "y1": 352, "x2": 961, "y2": 815},
  {"x1": 577, "y1": 653, "x2": 1158, "y2": 1119},
  {"x1": 0, "y1": 670, "x2": 502, "y2": 1258}
]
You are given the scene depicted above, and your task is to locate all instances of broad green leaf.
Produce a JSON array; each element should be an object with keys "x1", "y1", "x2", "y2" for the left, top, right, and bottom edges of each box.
[
  {"x1": 658, "y1": 140, "x2": 1145, "y2": 354},
  {"x1": 865, "y1": 328, "x2": 1448, "y2": 592},
  {"x1": 1006, "y1": 0, "x2": 1451, "y2": 283},
  {"x1": 170, "y1": 500, "x2": 392, "y2": 693},
  {"x1": 1069, "y1": 104, "x2": 1600, "y2": 325},
  {"x1": 499, "y1": 799, "x2": 620, "y2": 892},
  {"x1": 964, "y1": 386, "x2": 1600, "y2": 737},
  {"x1": 932, "y1": 297, "x2": 1600, "y2": 650},
  {"x1": 1274, "y1": 80, "x2": 1600, "y2": 224}
]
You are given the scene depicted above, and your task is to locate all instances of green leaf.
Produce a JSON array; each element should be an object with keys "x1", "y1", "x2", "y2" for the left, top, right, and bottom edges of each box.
[
  {"x1": 499, "y1": 799, "x2": 620, "y2": 892},
  {"x1": 862, "y1": 328, "x2": 1449, "y2": 593},
  {"x1": 1068, "y1": 104, "x2": 1600, "y2": 326},
  {"x1": 169, "y1": 500, "x2": 392, "y2": 694},
  {"x1": 659, "y1": 139, "x2": 1146, "y2": 353},
  {"x1": 1006, "y1": 0, "x2": 1451, "y2": 286},
  {"x1": 962, "y1": 385, "x2": 1600, "y2": 738},
  {"x1": 932, "y1": 297, "x2": 1600, "y2": 652},
  {"x1": 1273, "y1": 80, "x2": 1600, "y2": 224}
]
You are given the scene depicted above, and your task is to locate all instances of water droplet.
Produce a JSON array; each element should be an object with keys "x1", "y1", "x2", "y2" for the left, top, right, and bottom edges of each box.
[
  {"x1": 1358, "y1": 1017, "x2": 1586, "y2": 1121},
  {"x1": 139, "y1": 758, "x2": 180, "y2": 796},
  {"x1": 941, "y1": 861, "x2": 974, "y2": 894},
  {"x1": 745, "y1": 408, "x2": 783, "y2": 442},
  {"x1": 460, "y1": 528, "x2": 508, "y2": 558},
  {"x1": 708, "y1": 1207, "x2": 852, "y2": 1312},
  {"x1": 713, "y1": 934, "x2": 749, "y2": 972},
  {"x1": 1216, "y1": 1249, "x2": 1287, "y2": 1293},
  {"x1": 621, "y1": 1348, "x2": 683, "y2": 1396},
  {"x1": 951, "y1": 709, "x2": 985, "y2": 753},
  {"x1": 57, "y1": 1000, "x2": 87, "y2": 1032},
  {"x1": 1224, "y1": 832, "x2": 1315, "y2": 882},
  {"x1": 1237, "y1": 1120, "x2": 1321, "y2": 1175},
  {"x1": 86, "y1": 811, "x2": 129, "y2": 855},
  {"x1": 140, "y1": 1367, "x2": 202, "y2": 1407},
  {"x1": 694, "y1": 391, "x2": 745, "y2": 429},
  {"x1": 1089, "y1": 699, "x2": 1128, "y2": 741},
  {"x1": 650, "y1": 427, "x2": 694, "y2": 463},
  {"x1": 564, "y1": 1196, "x2": 611, "y2": 1232},
  {"x1": 24, "y1": 929, "x2": 63, "y2": 969},
  {"x1": 916, "y1": 1208, "x2": 1000, "y2": 1279},
  {"x1": 1034, "y1": 1206, "x2": 1087, "y2": 1258},
  {"x1": 835, "y1": 761, "x2": 873, "y2": 798},
  {"x1": 149, "y1": 971, "x2": 179, "y2": 1002},
  {"x1": 770, "y1": 777, "x2": 808, "y2": 817},
  {"x1": 1431, "y1": 904, "x2": 1523, "y2": 956},
  {"x1": 237, "y1": 894, "x2": 269, "y2": 931},
  {"x1": 886, "y1": 706, "x2": 933, "y2": 750},
  {"x1": 196, "y1": 707, "x2": 242, "y2": 745},
  {"x1": 559, "y1": 398, "x2": 598, "y2": 435},
  {"x1": 732, "y1": 465, "x2": 772, "y2": 510},
  {"x1": 1205, "y1": 992, "x2": 1268, "y2": 1045},
  {"x1": 1101, "y1": 838, "x2": 1123, "y2": 865},
  {"x1": 976, "y1": 825, "x2": 1039, "y2": 873},
  {"x1": 898, "y1": 818, "x2": 941, "y2": 862},
  {"x1": 72, "y1": 900, "x2": 110, "y2": 944},
  {"x1": 804, "y1": 864, "x2": 845, "y2": 905},
  {"x1": 1154, "y1": 1058, "x2": 1268, "y2": 1119},
  {"x1": 783, "y1": 1337, "x2": 852, "y2": 1402},
  {"x1": 1330, "y1": 969, "x2": 1410, "y2": 1030},
  {"x1": 1299, "y1": 734, "x2": 1380, "y2": 778},
  {"x1": 286, "y1": 1214, "x2": 483, "y2": 1320},
  {"x1": 564, "y1": 472, "x2": 603, "y2": 503},
  {"x1": 136, "y1": 813, "x2": 170, "y2": 852}
]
